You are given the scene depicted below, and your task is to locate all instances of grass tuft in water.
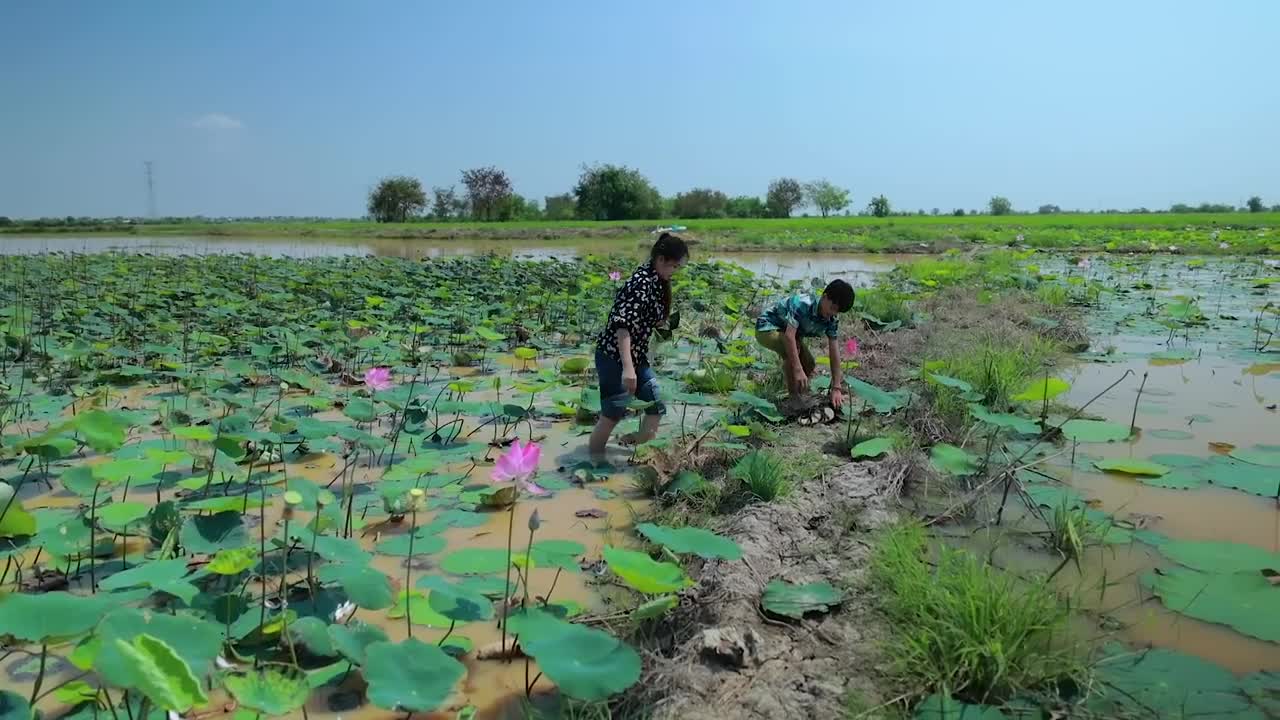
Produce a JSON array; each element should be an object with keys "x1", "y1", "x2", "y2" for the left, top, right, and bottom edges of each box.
[{"x1": 869, "y1": 521, "x2": 1085, "y2": 705}]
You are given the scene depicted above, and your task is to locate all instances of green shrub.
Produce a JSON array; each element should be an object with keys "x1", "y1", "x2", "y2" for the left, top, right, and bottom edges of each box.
[
  {"x1": 854, "y1": 287, "x2": 913, "y2": 327},
  {"x1": 869, "y1": 522, "x2": 1084, "y2": 703},
  {"x1": 730, "y1": 450, "x2": 790, "y2": 501}
]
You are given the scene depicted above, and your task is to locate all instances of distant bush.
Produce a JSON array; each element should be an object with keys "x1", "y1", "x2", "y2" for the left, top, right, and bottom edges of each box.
[
  {"x1": 573, "y1": 164, "x2": 662, "y2": 220},
  {"x1": 672, "y1": 188, "x2": 729, "y2": 219}
]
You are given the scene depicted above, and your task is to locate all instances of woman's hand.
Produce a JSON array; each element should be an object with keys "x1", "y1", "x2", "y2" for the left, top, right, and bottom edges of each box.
[{"x1": 622, "y1": 366, "x2": 638, "y2": 394}]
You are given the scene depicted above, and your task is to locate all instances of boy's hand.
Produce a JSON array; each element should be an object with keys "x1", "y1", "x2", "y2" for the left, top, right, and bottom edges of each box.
[
  {"x1": 622, "y1": 367, "x2": 638, "y2": 394},
  {"x1": 831, "y1": 388, "x2": 844, "y2": 409},
  {"x1": 793, "y1": 369, "x2": 809, "y2": 391}
]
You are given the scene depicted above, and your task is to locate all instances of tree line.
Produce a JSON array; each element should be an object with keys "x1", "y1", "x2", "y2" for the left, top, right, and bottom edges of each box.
[{"x1": 366, "y1": 166, "x2": 1277, "y2": 223}]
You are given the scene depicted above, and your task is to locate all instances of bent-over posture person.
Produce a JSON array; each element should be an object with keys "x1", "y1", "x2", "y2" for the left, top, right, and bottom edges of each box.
[
  {"x1": 588, "y1": 233, "x2": 690, "y2": 464},
  {"x1": 755, "y1": 279, "x2": 855, "y2": 409}
]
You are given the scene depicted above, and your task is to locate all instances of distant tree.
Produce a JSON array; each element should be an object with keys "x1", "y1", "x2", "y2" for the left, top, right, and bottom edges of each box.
[
  {"x1": 430, "y1": 185, "x2": 463, "y2": 220},
  {"x1": 804, "y1": 180, "x2": 851, "y2": 218},
  {"x1": 543, "y1": 193, "x2": 576, "y2": 220},
  {"x1": 1170, "y1": 203, "x2": 1194, "y2": 213},
  {"x1": 573, "y1": 163, "x2": 662, "y2": 220},
  {"x1": 672, "y1": 188, "x2": 729, "y2": 219},
  {"x1": 726, "y1": 196, "x2": 766, "y2": 218},
  {"x1": 988, "y1": 196, "x2": 1013, "y2": 216},
  {"x1": 953, "y1": 208, "x2": 966, "y2": 216},
  {"x1": 931, "y1": 208, "x2": 940, "y2": 216},
  {"x1": 1272, "y1": 204, "x2": 1280, "y2": 213},
  {"x1": 1247, "y1": 196, "x2": 1265, "y2": 213},
  {"x1": 1196, "y1": 202, "x2": 1235, "y2": 213},
  {"x1": 368, "y1": 176, "x2": 427, "y2": 223},
  {"x1": 0, "y1": 216, "x2": 11, "y2": 226},
  {"x1": 1037, "y1": 204, "x2": 1061, "y2": 214},
  {"x1": 765, "y1": 178, "x2": 805, "y2": 218},
  {"x1": 868, "y1": 195, "x2": 891, "y2": 217},
  {"x1": 496, "y1": 194, "x2": 541, "y2": 221},
  {"x1": 460, "y1": 166, "x2": 514, "y2": 221}
]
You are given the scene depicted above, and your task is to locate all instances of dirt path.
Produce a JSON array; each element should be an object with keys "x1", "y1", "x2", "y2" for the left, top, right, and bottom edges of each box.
[{"x1": 637, "y1": 429, "x2": 903, "y2": 719}]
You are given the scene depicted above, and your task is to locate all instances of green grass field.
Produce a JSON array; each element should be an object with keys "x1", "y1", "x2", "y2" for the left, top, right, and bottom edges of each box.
[{"x1": 4, "y1": 212, "x2": 1278, "y2": 253}]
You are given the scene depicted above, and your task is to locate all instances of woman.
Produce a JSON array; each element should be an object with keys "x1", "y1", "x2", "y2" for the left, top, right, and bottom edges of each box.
[{"x1": 589, "y1": 233, "x2": 689, "y2": 465}]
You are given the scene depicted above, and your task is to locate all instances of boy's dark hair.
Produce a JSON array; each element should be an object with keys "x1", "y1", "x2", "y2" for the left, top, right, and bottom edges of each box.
[{"x1": 823, "y1": 279, "x2": 855, "y2": 313}]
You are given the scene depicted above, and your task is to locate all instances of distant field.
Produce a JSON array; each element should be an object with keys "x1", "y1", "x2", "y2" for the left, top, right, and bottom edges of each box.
[{"x1": 3, "y1": 212, "x2": 1278, "y2": 253}]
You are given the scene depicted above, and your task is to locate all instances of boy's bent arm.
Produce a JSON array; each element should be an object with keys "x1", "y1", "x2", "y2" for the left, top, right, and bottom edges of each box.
[{"x1": 828, "y1": 337, "x2": 843, "y2": 391}]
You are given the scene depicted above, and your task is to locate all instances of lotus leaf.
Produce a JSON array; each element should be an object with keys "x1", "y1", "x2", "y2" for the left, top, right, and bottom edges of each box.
[
  {"x1": 373, "y1": 529, "x2": 447, "y2": 557},
  {"x1": 1011, "y1": 377, "x2": 1070, "y2": 403},
  {"x1": 1144, "y1": 567, "x2": 1280, "y2": 643},
  {"x1": 387, "y1": 590, "x2": 453, "y2": 628},
  {"x1": 0, "y1": 591, "x2": 120, "y2": 641},
  {"x1": 441, "y1": 547, "x2": 510, "y2": 575},
  {"x1": 846, "y1": 377, "x2": 908, "y2": 413},
  {"x1": 850, "y1": 437, "x2": 893, "y2": 459},
  {"x1": 930, "y1": 443, "x2": 979, "y2": 476},
  {"x1": 633, "y1": 594, "x2": 678, "y2": 620},
  {"x1": 1155, "y1": 539, "x2": 1280, "y2": 573},
  {"x1": 602, "y1": 545, "x2": 692, "y2": 594},
  {"x1": 315, "y1": 563, "x2": 394, "y2": 610},
  {"x1": 329, "y1": 621, "x2": 388, "y2": 664},
  {"x1": 98, "y1": 500, "x2": 150, "y2": 531},
  {"x1": 1197, "y1": 457, "x2": 1278, "y2": 496},
  {"x1": 1059, "y1": 419, "x2": 1131, "y2": 443},
  {"x1": 517, "y1": 615, "x2": 642, "y2": 701},
  {"x1": 363, "y1": 639, "x2": 465, "y2": 712},
  {"x1": 94, "y1": 607, "x2": 223, "y2": 688},
  {"x1": 75, "y1": 410, "x2": 127, "y2": 453},
  {"x1": 1091, "y1": 644, "x2": 1262, "y2": 718},
  {"x1": 761, "y1": 579, "x2": 842, "y2": 618},
  {"x1": 1230, "y1": 447, "x2": 1280, "y2": 468},
  {"x1": 530, "y1": 539, "x2": 587, "y2": 572},
  {"x1": 914, "y1": 694, "x2": 1007, "y2": 719},
  {"x1": 417, "y1": 576, "x2": 494, "y2": 622},
  {"x1": 222, "y1": 666, "x2": 311, "y2": 716},
  {"x1": 287, "y1": 616, "x2": 337, "y2": 657},
  {"x1": 1149, "y1": 428, "x2": 1195, "y2": 440},
  {"x1": 113, "y1": 634, "x2": 207, "y2": 713},
  {"x1": 180, "y1": 510, "x2": 248, "y2": 553},
  {"x1": 1140, "y1": 469, "x2": 1205, "y2": 490},
  {"x1": 208, "y1": 546, "x2": 258, "y2": 575},
  {"x1": 636, "y1": 523, "x2": 742, "y2": 560},
  {"x1": 0, "y1": 482, "x2": 36, "y2": 538}
]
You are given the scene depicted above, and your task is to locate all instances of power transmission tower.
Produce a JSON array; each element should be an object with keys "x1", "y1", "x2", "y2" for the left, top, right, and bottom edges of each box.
[{"x1": 144, "y1": 161, "x2": 156, "y2": 219}]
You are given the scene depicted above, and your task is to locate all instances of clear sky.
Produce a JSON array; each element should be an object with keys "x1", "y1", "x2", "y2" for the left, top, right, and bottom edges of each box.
[{"x1": 1, "y1": 1, "x2": 1277, "y2": 218}]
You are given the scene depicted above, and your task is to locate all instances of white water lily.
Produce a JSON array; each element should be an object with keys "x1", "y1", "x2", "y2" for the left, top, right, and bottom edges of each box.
[
  {"x1": 215, "y1": 655, "x2": 235, "y2": 670},
  {"x1": 1219, "y1": 242, "x2": 1230, "y2": 250}
]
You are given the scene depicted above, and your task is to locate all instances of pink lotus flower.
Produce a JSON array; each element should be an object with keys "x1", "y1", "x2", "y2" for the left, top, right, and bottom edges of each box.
[
  {"x1": 609, "y1": 271, "x2": 622, "y2": 282},
  {"x1": 492, "y1": 439, "x2": 546, "y2": 495},
  {"x1": 363, "y1": 367, "x2": 393, "y2": 391},
  {"x1": 844, "y1": 337, "x2": 859, "y2": 357},
  {"x1": 1077, "y1": 258, "x2": 1091, "y2": 270}
]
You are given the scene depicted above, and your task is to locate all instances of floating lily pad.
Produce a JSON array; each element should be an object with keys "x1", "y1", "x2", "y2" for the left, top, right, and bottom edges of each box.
[
  {"x1": 1094, "y1": 458, "x2": 1170, "y2": 477},
  {"x1": 1024, "y1": 483, "x2": 1087, "y2": 510},
  {"x1": 374, "y1": 529, "x2": 447, "y2": 557},
  {"x1": 914, "y1": 694, "x2": 1007, "y2": 719},
  {"x1": 1149, "y1": 429, "x2": 1195, "y2": 441},
  {"x1": 1060, "y1": 419, "x2": 1131, "y2": 443},
  {"x1": 1155, "y1": 539, "x2": 1280, "y2": 573},
  {"x1": 1197, "y1": 457, "x2": 1278, "y2": 497},
  {"x1": 1011, "y1": 377, "x2": 1070, "y2": 403},
  {"x1": 1144, "y1": 568, "x2": 1280, "y2": 642},
  {"x1": 636, "y1": 523, "x2": 742, "y2": 560},
  {"x1": 329, "y1": 621, "x2": 388, "y2": 664},
  {"x1": 440, "y1": 547, "x2": 510, "y2": 575},
  {"x1": 113, "y1": 634, "x2": 207, "y2": 713},
  {"x1": 181, "y1": 510, "x2": 248, "y2": 553},
  {"x1": 1146, "y1": 453, "x2": 1207, "y2": 469},
  {"x1": 315, "y1": 563, "x2": 394, "y2": 610},
  {"x1": 1091, "y1": 645, "x2": 1259, "y2": 718},
  {"x1": 1140, "y1": 470, "x2": 1205, "y2": 490},
  {"x1": 761, "y1": 579, "x2": 842, "y2": 618},
  {"x1": 967, "y1": 405, "x2": 1040, "y2": 435},
  {"x1": 0, "y1": 591, "x2": 120, "y2": 642},
  {"x1": 1230, "y1": 447, "x2": 1280, "y2": 468}
]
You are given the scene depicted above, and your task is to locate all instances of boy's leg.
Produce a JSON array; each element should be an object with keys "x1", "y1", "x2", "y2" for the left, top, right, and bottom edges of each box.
[{"x1": 755, "y1": 330, "x2": 796, "y2": 393}]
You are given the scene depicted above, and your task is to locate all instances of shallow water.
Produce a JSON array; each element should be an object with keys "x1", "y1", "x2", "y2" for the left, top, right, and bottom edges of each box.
[{"x1": 0, "y1": 234, "x2": 905, "y2": 285}]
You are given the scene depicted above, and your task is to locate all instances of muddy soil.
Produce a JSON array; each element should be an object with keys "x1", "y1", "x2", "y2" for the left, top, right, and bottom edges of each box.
[{"x1": 635, "y1": 428, "x2": 902, "y2": 720}]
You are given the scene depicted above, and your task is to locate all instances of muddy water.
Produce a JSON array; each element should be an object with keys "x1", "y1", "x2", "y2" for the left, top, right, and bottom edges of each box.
[{"x1": 0, "y1": 234, "x2": 904, "y2": 285}]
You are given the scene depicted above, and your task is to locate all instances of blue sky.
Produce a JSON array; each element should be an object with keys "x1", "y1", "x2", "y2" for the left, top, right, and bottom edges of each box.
[{"x1": 1, "y1": 1, "x2": 1277, "y2": 218}]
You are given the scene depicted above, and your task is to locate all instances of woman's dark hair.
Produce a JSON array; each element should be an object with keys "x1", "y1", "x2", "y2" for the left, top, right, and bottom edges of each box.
[
  {"x1": 823, "y1": 278, "x2": 855, "y2": 313},
  {"x1": 650, "y1": 233, "x2": 689, "y2": 320}
]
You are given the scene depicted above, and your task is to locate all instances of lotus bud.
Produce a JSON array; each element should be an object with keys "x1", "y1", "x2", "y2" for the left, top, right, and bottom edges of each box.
[
  {"x1": 280, "y1": 382, "x2": 289, "y2": 391},
  {"x1": 528, "y1": 508, "x2": 541, "y2": 532},
  {"x1": 316, "y1": 490, "x2": 335, "y2": 508},
  {"x1": 409, "y1": 487, "x2": 425, "y2": 511}
]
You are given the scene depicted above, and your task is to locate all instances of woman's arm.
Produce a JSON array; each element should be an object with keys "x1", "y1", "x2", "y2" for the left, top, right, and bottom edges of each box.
[{"x1": 616, "y1": 328, "x2": 636, "y2": 392}]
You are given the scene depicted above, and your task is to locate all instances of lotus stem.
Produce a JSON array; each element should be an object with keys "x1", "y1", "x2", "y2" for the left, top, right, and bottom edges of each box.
[
  {"x1": 499, "y1": 503, "x2": 516, "y2": 662},
  {"x1": 88, "y1": 481, "x2": 100, "y2": 592},
  {"x1": 1130, "y1": 371, "x2": 1148, "y2": 434},
  {"x1": 406, "y1": 508, "x2": 417, "y2": 638},
  {"x1": 28, "y1": 642, "x2": 46, "y2": 706}
]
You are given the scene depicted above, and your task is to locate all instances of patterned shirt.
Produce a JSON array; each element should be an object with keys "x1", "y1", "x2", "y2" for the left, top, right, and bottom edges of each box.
[
  {"x1": 597, "y1": 262, "x2": 664, "y2": 367},
  {"x1": 756, "y1": 292, "x2": 838, "y2": 339}
]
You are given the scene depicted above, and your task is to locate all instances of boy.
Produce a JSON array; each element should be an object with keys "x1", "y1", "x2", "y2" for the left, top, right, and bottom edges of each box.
[{"x1": 755, "y1": 279, "x2": 855, "y2": 409}]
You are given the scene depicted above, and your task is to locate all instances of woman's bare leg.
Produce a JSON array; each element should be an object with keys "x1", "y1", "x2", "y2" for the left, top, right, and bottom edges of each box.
[{"x1": 588, "y1": 416, "x2": 619, "y2": 464}]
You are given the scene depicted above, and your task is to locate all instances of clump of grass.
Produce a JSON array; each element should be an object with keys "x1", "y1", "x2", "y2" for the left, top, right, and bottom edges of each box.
[
  {"x1": 869, "y1": 521, "x2": 1084, "y2": 705},
  {"x1": 931, "y1": 336, "x2": 1059, "y2": 416},
  {"x1": 1035, "y1": 282, "x2": 1069, "y2": 307},
  {"x1": 730, "y1": 449, "x2": 790, "y2": 501},
  {"x1": 855, "y1": 287, "x2": 913, "y2": 327}
]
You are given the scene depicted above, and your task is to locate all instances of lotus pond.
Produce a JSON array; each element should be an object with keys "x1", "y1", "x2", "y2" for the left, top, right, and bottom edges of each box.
[
  {"x1": 0, "y1": 250, "x2": 822, "y2": 718},
  {"x1": 1, "y1": 243, "x2": 1278, "y2": 719}
]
